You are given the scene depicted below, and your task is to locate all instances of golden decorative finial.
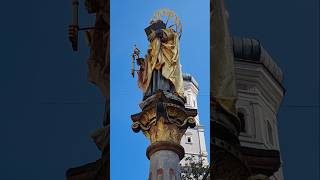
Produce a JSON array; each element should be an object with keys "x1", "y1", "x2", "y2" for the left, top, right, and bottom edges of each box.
[{"x1": 131, "y1": 44, "x2": 140, "y2": 77}]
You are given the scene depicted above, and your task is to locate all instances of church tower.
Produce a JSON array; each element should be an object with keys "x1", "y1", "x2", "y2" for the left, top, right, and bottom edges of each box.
[
  {"x1": 232, "y1": 37, "x2": 285, "y2": 180},
  {"x1": 180, "y1": 74, "x2": 208, "y2": 166}
]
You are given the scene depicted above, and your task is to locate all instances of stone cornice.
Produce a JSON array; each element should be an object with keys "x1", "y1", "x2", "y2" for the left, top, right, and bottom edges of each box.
[
  {"x1": 235, "y1": 61, "x2": 284, "y2": 113},
  {"x1": 232, "y1": 37, "x2": 284, "y2": 85},
  {"x1": 183, "y1": 73, "x2": 199, "y2": 90}
]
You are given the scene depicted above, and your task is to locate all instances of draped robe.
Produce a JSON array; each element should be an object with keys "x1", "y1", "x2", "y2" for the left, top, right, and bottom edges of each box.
[{"x1": 138, "y1": 28, "x2": 184, "y2": 99}]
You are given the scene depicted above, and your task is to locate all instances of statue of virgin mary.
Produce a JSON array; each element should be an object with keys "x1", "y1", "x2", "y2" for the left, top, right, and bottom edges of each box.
[{"x1": 136, "y1": 9, "x2": 184, "y2": 100}]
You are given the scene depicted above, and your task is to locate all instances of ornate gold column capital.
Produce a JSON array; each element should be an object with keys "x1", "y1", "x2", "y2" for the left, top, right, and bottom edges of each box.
[{"x1": 131, "y1": 92, "x2": 197, "y2": 145}]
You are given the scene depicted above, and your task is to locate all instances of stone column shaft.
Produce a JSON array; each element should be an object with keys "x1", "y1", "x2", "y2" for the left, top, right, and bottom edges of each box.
[{"x1": 149, "y1": 150, "x2": 180, "y2": 180}]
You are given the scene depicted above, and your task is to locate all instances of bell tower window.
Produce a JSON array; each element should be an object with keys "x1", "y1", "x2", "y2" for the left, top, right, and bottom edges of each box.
[
  {"x1": 237, "y1": 108, "x2": 247, "y2": 133},
  {"x1": 267, "y1": 121, "x2": 274, "y2": 145},
  {"x1": 185, "y1": 135, "x2": 192, "y2": 144}
]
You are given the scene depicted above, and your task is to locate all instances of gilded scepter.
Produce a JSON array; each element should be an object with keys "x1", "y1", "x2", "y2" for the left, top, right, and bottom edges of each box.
[{"x1": 131, "y1": 45, "x2": 140, "y2": 77}]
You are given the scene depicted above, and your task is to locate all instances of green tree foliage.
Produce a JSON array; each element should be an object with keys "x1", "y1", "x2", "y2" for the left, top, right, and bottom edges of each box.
[{"x1": 180, "y1": 155, "x2": 210, "y2": 180}]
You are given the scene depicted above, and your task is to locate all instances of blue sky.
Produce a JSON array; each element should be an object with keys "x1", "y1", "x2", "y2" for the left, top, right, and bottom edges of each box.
[{"x1": 110, "y1": 0, "x2": 210, "y2": 179}]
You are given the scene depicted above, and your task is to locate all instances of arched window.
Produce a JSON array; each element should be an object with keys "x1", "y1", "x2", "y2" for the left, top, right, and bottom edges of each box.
[
  {"x1": 187, "y1": 136, "x2": 192, "y2": 143},
  {"x1": 186, "y1": 96, "x2": 190, "y2": 105},
  {"x1": 237, "y1": 108, "x2": 247, "y2": 133},
  {"x1": 185, "y1": 132, "x2": 192, "y2": 144},
  {"x1": 267, "y1": 121, "x2": 274, "y2": 145}
]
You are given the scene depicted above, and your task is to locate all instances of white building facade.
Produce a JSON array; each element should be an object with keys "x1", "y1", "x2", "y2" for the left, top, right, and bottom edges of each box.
[
  {"x1": 233, "y1": 37, "x2": 285, "y2": 180},
  {"x1": 180, "y1": 74, "x2": 209, "y2": 166}
]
